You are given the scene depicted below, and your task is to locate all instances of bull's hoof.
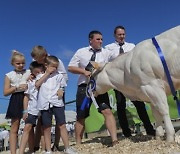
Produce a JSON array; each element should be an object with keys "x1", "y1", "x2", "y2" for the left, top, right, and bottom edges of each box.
[
  {"x1": 175, "y1": 135, "x2": 180, "y2": 144},
  {"x1": 156, "y1": 126, "x2": 164, "y2": 137},
  {"x1": 155, "y1": 135, "x2": 163, "y2": 141},
  {"x1": 166, "y1": 135, "x2": 174, "y2": 142},
  {"x1": 175, "y1": 130, "x2": 180, "y2": 144}
]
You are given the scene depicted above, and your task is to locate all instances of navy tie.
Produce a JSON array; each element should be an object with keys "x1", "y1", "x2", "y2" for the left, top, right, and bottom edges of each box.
[
  {"x1": 90, "y1": 51, "x2": 96, "y2": 61},
  {"x1": 85, "y1": 50, "x2": 97, "y2": 71},
  {"x1": 119, "y1": 43, "x2": 124, "y2": 54}
]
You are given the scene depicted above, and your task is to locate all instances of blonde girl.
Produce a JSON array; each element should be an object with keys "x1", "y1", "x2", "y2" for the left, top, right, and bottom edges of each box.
[{"x1": 3, "y1": 50, "x2": 30, "y2": 154}]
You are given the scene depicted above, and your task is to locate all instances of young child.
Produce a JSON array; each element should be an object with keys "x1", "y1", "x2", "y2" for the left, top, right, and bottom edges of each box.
[
  {"x1": 19, "y1": 61, "x2": 44, "y2": 154},
  {"x1": 35, "y1": 55, "x2": 77, "y2": 154},
  {"x1": 3, "y1": 50, "x2": 30, "y2": 154},
  {"x1": 31, "y1": 45, "x2": 67, "y2": 151},
  {"x1": 31, "y1": 45, "x2": 68, "y2": 82}
]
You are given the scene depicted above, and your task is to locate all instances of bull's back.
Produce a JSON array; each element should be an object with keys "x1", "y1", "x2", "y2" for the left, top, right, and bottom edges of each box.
[
  {"x1": 125, "y1": 25, "x2": 180, "y2": 95},
  {"x1": 95, "y1": 25, "x2": 180, "y2": 99}
]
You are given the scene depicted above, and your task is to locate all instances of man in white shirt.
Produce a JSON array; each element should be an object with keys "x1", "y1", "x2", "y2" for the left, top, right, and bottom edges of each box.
[
  {"x1": 68, "y1": 30, "x2": 118, "y2": 146},
  {"x1": 105, "y1": 25, "x2": 155, "y2": 137}
]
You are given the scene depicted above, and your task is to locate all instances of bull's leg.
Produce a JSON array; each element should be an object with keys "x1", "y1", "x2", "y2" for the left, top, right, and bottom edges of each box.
[
  {"x1": 154, "y1": 99, "x2": 174, "y2": 142},
  {"x1": 142, "y1": 82, "x2": 175, "y2": 142},
  {"x1": 151, "y1": 105, "x2": 164, "y2": 139},
  {"x1": 163, "y1": 114, "x2": 175, "y2": 142}
]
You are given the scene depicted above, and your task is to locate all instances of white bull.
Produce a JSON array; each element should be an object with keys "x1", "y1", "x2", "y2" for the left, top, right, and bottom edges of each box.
[{"x1": 92, "y1": 25, "x2": 180, "y2": 142}]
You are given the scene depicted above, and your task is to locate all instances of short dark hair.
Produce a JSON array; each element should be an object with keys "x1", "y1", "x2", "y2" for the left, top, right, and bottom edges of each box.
[
  {"x1": 114, "y1": 25, "x2": 125, "y2": 34},
  {"x1": 45, "y1": 55, "x2": 59, "y2": 65},
  {"x1": 29, "y1": 61, "x2": 44, "y2": 72},
  {"x1": 88, "y1": 30, "x2": 102, "y2": 39}
]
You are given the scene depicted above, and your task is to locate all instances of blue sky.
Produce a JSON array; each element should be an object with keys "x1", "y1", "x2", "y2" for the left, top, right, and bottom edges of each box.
[{"x1": 0, "y1": 0, "x2": 179, "y2": 113}]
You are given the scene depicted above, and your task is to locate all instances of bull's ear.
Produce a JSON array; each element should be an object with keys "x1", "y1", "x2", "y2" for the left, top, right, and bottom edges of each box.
[
  {"x1": 90, "y1": 61, "x2": 99, "y2": 69},
  {"x1": 90, "y1": 61, "x2": 105, "y2": 70},
  {"x1": 91, "y1": 62, "x2": 106, "y2": 77}
]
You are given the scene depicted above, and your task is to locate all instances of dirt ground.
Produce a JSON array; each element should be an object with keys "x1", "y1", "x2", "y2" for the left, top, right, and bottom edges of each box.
[
  {"x1": 2, "y1": 131, "x2": 180, "y2": 154},
  {"x1": 74, "y1": 135, "x2": 180, "y2": 154}
]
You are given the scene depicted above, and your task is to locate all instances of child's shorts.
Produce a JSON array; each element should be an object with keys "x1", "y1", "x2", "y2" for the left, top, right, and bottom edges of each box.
[
  {"x1": 25, "y1": 113, "x2": 38, "y2": 126},
  {"x1": 41, "y1": 106, "x2": 66, "y2": 127}
]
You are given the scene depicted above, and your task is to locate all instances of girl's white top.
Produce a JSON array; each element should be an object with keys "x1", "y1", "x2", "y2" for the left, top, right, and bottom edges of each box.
[{"x1": 6, "y1": 69, "x2": 31, "y2": 92}]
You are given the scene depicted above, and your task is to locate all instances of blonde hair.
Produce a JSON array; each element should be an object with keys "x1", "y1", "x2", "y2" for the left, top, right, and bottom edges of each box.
[
  {"x1": 45, "y1": 55, "x2": 59, "y2": 66},
  {"x1": 31, "y1": 45, "x2": 47, "y2": 59},
  {"x1": 11, "y1": 50, "x2": 25, "y2": 65}
]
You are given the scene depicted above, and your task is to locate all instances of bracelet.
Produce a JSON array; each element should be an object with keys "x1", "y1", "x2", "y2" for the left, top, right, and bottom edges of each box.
[{"x1": 23, "y1": 110, "x2": 28, "y2": 114}]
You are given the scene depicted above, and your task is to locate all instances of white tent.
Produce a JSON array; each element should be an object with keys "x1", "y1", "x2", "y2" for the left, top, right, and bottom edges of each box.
[
  {"x1": 65, "y1": 110, "x2": 76, "y2": 122},
  {"x1": 0, "y1": 114, "x2": 8, "y2": 124}
]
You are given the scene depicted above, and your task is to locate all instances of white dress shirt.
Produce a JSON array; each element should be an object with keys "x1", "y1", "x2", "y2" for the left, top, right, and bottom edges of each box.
[
  {"x1": 68, "y1": 46, "x2": 113, "y2": 85},
  {"x1": 57, "y1": 58, "x2": 68, "y2": 83},
  {"x1": 25, "y1": 80, "x2": 39, "y2": 115},
  {"x1": 37, "y1": 71, "x2": 67, "y2": 110},
  {"x1": 105, "y1": 41, "x2": 135, "y2": 60}
]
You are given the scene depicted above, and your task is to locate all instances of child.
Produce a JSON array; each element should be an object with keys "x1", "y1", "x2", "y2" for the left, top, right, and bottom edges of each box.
[
  {"x1": 31, "y1": 45, "x2": 68, "y2": 82},
  {"x1": 19, "y1": 61, "x2": 44, "y2": 154},
  {"x1": 35, "y1": 55, "x2": 77, "y2": 154},
  {"x1": 3, "y1": 50, "x2": 30, "y2": 154},
  {"x1": 31, "y1": 45, "x2": 67, "y2": 151},
  {"x1": 33, "y1": 116, "x2": 46, "y2": 152}
]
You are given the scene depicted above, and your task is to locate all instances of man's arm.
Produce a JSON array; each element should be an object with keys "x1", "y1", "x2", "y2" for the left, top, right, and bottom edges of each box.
[{"x1": 68, "y1": 66, "x2": 91, "y2": 77}]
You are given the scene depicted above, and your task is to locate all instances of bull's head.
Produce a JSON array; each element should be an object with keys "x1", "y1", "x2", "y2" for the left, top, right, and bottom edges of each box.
[
  {"x1": 90, "y1": 61, "x2": 106, "y2": 78},
  {"x1": 85, "y1": 61, "x2": 107, "y2": 97}
]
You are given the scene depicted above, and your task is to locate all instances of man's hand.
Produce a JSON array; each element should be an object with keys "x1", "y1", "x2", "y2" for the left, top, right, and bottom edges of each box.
[{"x1": 83, "y1": 70, "x2": 91, "y2": 77}]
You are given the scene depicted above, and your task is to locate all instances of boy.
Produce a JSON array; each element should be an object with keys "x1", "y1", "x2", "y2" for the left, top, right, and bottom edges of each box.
[
  {"x1": 19, "y1": 61, "x2": 44, "y2": 154},
  {"x1": 31, "y1": 45, "x2": 67, "y2": 151},
  {"x1": 35, "y1": 55, "x2": 77, "y2": 154}
]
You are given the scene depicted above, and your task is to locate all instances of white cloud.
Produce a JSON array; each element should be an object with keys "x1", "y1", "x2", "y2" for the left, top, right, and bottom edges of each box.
[{"x1": 53, "y1": 45, "x2": 75, "y2": 63}]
